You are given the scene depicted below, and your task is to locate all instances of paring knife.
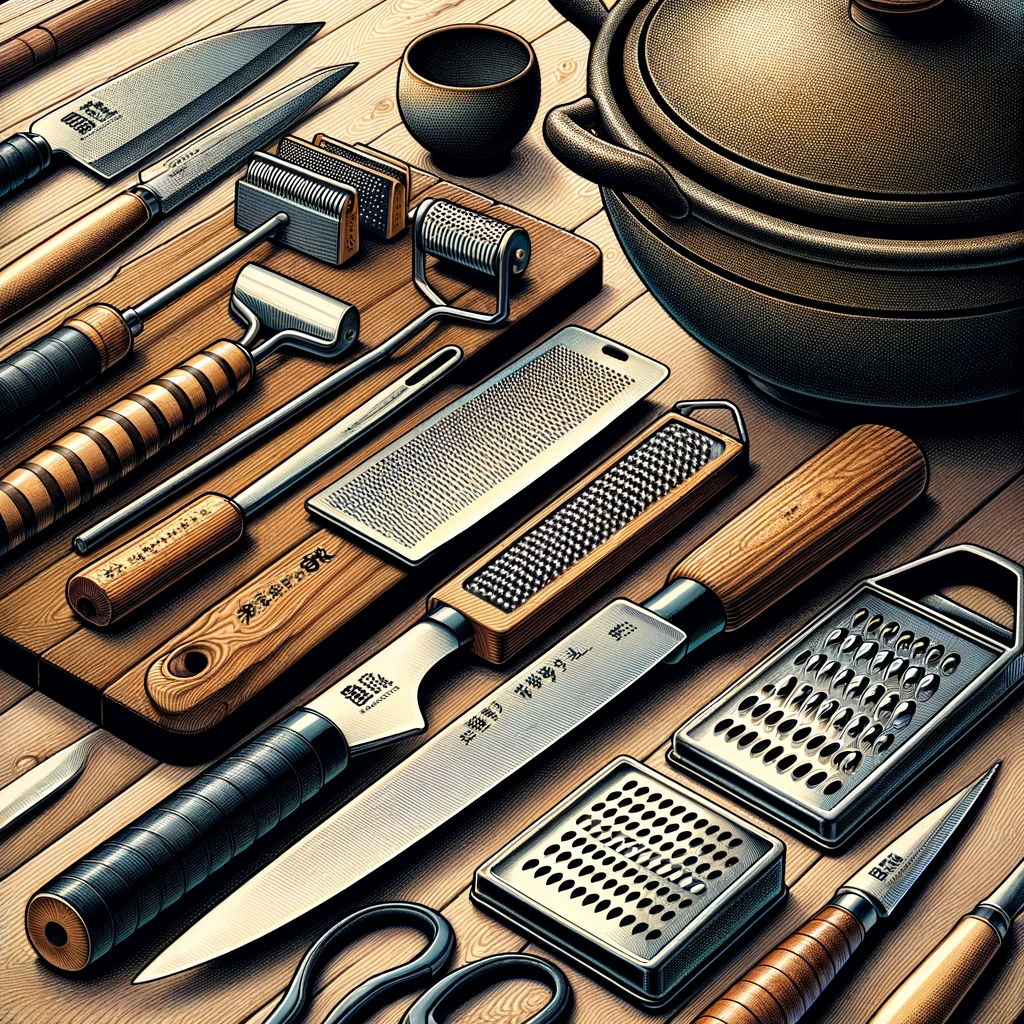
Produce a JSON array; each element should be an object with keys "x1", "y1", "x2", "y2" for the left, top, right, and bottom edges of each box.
[
  {"x1": 693, "y1": 764, "x2": 999, "y2": 1024},
  {"x1": 866, "y1": 853, "x2": 1024, "y2": 1024},
  {"x1": 24, "y1": 422, "x2": 926, "y2": 976},
  {"x1": 0, "y1": 732, "x2": 100, "y2": 839},
  {"x1": 0, "y1": 24, "x2": 320, "y2": 198},
  {"x1": 0, "y1": 62, "x2": 356, "y2": 324}
]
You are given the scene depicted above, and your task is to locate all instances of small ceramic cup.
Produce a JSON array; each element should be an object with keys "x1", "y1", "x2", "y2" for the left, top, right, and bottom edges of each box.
[{"x1": 398, "y1": 24, "x2": 541, "y2": 175}]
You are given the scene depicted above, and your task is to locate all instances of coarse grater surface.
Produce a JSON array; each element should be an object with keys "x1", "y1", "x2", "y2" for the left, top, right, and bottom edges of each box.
[
  {"x1": 670, "y1": 545, "x2": 1024, "y2": 848},
  {"x1": 472, "y1": 756, "x2": 786, "y2": 1009},
  {"x1": 306, "y1": 327, "x2": 669, "y2": 563}
]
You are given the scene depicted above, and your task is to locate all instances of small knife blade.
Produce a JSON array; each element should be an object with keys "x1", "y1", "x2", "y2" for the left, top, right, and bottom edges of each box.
[
  {"x1": 2, "y1": 24, "x2": 322, "y2": 194},
  {"x1": 0, "y1": 732, "x2": 99, "y2": 837},
  {"x1": 135, "y1": 599, "x2": 687, "y2": 981}
]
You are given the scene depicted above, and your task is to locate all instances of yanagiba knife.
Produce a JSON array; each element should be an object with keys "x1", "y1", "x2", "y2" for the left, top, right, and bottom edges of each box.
[
  {"x1": 692, "y1": 764, "x2": 999, "y2": 1024},
  {"x1": 26, "y1": 424, "x2": 928, "y2": 976},
  {"x1": 0, "y1": 62, "x2": 355, "y2": 324},
  {"x1": 865, "y1": 852, "x2": 1024, "y2": 1024}
]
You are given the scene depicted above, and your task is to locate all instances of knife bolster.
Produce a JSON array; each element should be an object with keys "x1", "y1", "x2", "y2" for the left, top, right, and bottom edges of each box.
[{"x1": 0, "y1": 132, "x2": 51, "y2": 197}]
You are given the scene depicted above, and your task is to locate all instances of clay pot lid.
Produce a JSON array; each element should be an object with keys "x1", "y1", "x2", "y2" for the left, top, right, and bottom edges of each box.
[{"x1": 621, "y1": 0, "x2": 1022, "y2": 226}]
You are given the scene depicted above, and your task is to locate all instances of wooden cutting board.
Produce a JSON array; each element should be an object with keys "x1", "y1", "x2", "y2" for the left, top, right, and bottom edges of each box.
[{"x1": 0, "y1": 161, "x2": 602, "y2": 762}]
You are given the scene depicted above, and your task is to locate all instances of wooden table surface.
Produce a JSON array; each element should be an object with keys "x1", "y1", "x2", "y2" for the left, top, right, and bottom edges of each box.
[{"x1": 1, "y1": 0, "x2": 1022, "y2": 1021}]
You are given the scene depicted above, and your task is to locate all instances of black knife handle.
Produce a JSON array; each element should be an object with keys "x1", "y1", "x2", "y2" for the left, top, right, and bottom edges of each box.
[
  {"x1": 26, "y1": 708, "x2": 349, "y2": 972},
  {"x1": 0, "y1": 132, "x2": 51, "y2": 197}
]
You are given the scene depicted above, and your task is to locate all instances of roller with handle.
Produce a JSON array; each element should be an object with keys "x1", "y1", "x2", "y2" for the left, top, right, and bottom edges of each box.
[
  {"x1": 26, "y1": 423, "x2": 927, "y2": 974},
  {"x1": 865, "y1": 853, "x2": 1024, "y2": 1024},
  {"x1": 0, "y1": 264, "x2": 360, "y2": 558},
  {"x1": 693, "y1": 763, "x2": 999, "y2": 1024}
]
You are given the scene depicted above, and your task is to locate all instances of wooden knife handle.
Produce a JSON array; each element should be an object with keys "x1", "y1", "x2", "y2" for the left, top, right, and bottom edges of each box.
[
  {"x1": 695, "y1": 903, "x2": 866, "y2": 1024},
  {"x1": 0, "y1": 341, "x2": 253, "y2": 557},
  {"x1": 0, "y1": 191, "x2": 152, "y2": 325},
  {"x1": 865, "y1": 915, "x2": 1002, "y2": 1024},
  {"x1": 67, "y1": 494, "x2": 246, "y2": 627},
  {"x1": 671, "y1": 424, "x2": 927, "y2": 630},
  {"x1": 26, "y1": 708, "x2": 348, "y2": 971},
  {"x1": 0, "y1": 303, "x2": 134, "y2": 439}
]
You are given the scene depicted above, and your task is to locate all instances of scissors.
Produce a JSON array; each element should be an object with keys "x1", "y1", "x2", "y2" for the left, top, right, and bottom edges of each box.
[{"x1": 265, "y1": 902, "x2": 573, "y2": 1024}]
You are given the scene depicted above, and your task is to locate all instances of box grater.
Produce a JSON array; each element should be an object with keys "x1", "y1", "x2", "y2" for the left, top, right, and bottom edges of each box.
[
  {"x1": 473, "y1": 756, "x2": 786, "y2": 1008},
  {"x1": 306, "y1": 326, "x2": 669, "y2": 564},
  {"x1": 670, "y1": 545, "x2": 1024, "y2": 848}
]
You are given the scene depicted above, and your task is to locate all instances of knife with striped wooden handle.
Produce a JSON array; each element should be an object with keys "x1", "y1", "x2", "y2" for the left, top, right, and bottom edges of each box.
[
  {"x1": 865, "y1": 853, "x2": 1024, "y2": 1024},
  {"x1": 693, "y1": 764, "x2": 1000, "y2": 1024}
]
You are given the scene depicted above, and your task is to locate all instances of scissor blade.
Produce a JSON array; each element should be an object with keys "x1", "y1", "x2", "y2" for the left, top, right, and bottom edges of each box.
[
  {"x1": 30, "y1": 24, "x2": 322, "y2": 179},
  {"x1": 0, "y1": 732, "x2": 99, "y2": 836},
  {"x1": 138, "y1": 63, "x2": 356, "y2": 213},
  {"x1": 135, "y1": 599, "x2": 685, "y2": 982}
]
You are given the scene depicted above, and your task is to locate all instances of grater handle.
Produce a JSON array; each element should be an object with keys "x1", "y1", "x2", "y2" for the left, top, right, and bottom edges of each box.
[
  {"x1": 26, "y1": 708, "x2": 349, "y2": 971},
  {"x1": 670, "y1": 424, "x2": 927, "y2": 631},
  {"x1": 694, "y1": 902, "x2": 866, "y2": 1024},
  {"x1": 0, "y1": 341, "x2": 253, "y2": 557},
  {"x1": 865, "y1": 915, "x2": 1002, "y2": 1024}
]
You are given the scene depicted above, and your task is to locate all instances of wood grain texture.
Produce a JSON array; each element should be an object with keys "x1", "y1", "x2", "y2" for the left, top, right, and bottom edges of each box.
[
  {"x1": 671, "y1": 425, "x2": 928, "y2": 630},
  {"x1": 0, "y1": 191, "x2": 152, "y2": 324},
  {"x1": 430, "y1": 412, "x2": 747, "y2": 663},
  {"x1": 67, "y1": 493, "x2": 246, "y2": 626}
]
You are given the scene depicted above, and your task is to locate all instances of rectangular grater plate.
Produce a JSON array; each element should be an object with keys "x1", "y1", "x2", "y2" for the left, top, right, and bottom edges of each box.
[
  {"x1": 472, "y1": 756, "x2": 785, "y2": 1008},
  {"x1": 307, "y1": 327, "x2": 669, "y2": 564},
  {"x1": 670, "y1": 545, "x2": 1024, "y2": 848}
]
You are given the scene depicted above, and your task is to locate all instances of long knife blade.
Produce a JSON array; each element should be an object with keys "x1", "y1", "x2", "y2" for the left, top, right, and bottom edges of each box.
[
  {"x1": 29, "y1": 24, "x2": 322, "y2": 179},
  {"x1": 0, "y1": 732, "x2": 99, "y2": 837},
  {"x1": 137, "y1": 63, "x2": 357, "y2": 213},
  {"x1": 136, "y1": 599, "x2": 686, "y2": 982}
]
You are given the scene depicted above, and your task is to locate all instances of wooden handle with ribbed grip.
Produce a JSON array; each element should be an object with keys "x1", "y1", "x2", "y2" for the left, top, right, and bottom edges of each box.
[
  {"x1": 695, "y1": 903, "x2": 866, "y2": 1024},
  {"x1": 865, "y1": 915, "x2": 1002, "y2": 1024},
  {"x1": 0, "y1": 304, "x2": 134, "y2": 439},
  {"x1": 671, "y1": 424, "x2": 927, "y2": 631},
  {"x1": 26, "y1": 708, "x2": 349, "y2": 971},
  {"x1": 0, "y1": 341, "x2": 253, "y2": 556},
  {"x1": 67, "y1": 494, "x2": 246, "y2": 626},
  {"x1": 0, "y1": 191, "x2": 152, "y2": 324}
]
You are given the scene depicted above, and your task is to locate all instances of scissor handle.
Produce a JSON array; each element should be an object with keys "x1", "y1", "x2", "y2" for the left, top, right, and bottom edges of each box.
[
  {"x1": 265, "y1": 902, "x2": 455, "y2": 1024},
  {"x1": 402, "y1": 953, "x2": 573, "y2": 1024}
]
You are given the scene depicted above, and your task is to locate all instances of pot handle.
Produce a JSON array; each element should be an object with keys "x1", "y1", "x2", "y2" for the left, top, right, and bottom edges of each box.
[
  {"x1": 546, "y1": 0, "x2": 608, "y2": 40},
  {"x1": 544, "y1": 98, "x2": 690, "y2": 220}
]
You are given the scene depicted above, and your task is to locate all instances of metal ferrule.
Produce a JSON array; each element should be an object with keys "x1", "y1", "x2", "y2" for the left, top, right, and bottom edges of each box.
[
  {"x1": 969, "y1": 905, "x2": 1010, "y2": 940},
  {"x1": 832, "y1": 889, "x2": 880, "y2": 933},
  {"x1": 425, "y1": 606, "x2": 475, "y2": 647},
  {"x1": 643, "y1": 578, "x2": 726, "y2": 664},
  {"x1": 130, "y1": 184, "x2": 162, "y2": 217},
  {"x1": 122, "y1": 308, "x2": 144, "y2": 338}
]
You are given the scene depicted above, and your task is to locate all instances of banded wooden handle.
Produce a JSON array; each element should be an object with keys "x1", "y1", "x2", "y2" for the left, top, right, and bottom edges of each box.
[
  {"x1": 0, "y1": 341, "x2": 253, "y2": 557},
  {"x1": 671, "y1": 424, "x2": 927, "y2": 630},
  {"x1": 0, "y1": 191, "x2": 152, "y2": 325},
  {"x1": 0, "y1": 303, "x2": 134, "y2": 439},
  {"x1": 67, "y1": 494, "x2": 246, "y2": 627},
  {"x1": 27, "y1": 708, "x2": 348, "y2": 971},
  {"x1": 865, "y1": 915, "x2": 1002, "y2": 1024},
  {"x1": 695, "y1": 903, "x2": 865, "y2": 1024}
]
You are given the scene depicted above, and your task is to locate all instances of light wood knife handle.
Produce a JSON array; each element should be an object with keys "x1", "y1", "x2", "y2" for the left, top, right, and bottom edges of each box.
[
  {"x1": 695, "y1": 903, "x2": 866, "y2": 1024},
  {"x1": 0, "y1": 191, "x2": 152, "y2": 324},
  {"x1": 0, "y1": 341, "x2": 253, "y2": 557},
  {"x1": 67, "y1": 494, "x2": 246, "y2": 627},
  {"x1": 671, "y1": 424, "x2": 927, "y2": 630},
  {"x1": 865, "y1": 915, "x2": 1002, "y2": 1024}
]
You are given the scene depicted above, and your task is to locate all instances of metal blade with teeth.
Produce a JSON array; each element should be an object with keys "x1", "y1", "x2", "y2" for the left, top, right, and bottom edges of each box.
[
  {"x1": 31, "y1": 24, "x2": 323, "y2": 179},
  {"x1": 138, "y1": 64, "x2": 356, "y2": 212},
  {"x1": 839, "y1": 762, "x2": 1000, "y2": 918}
]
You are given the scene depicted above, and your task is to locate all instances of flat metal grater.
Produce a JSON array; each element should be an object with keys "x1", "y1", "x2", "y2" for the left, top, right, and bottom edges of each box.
[
  {"x1": 473, "y1": 756, "x2": 785, "y2": 1008},
  {"x1": 306, "y1": 326, "x2": 670, "y2": 564},
  {"x1": 670, "y1": 545, "x2": 1024, "y2": 847}
]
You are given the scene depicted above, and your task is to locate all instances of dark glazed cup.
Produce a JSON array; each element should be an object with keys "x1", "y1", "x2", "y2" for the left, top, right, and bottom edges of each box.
[{"x1": 398, "y1": 25, "x2": 541, "y2": 175}]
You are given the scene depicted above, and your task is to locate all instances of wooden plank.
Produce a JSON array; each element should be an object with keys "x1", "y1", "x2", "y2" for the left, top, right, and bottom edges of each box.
[{"x1": 0, "y1": 670, "x2": 30, "y2": 714}]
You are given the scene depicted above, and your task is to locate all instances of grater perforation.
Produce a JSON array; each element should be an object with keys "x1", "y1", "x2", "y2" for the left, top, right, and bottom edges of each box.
[
  {"x1": 464, "y1": 421, "x2": 719, "y2": 612},
  {"x1": 472, "y1": 757, "x2": 785, "y2": 1008},
  {"x1": 671, "y1": 545, "x2": 1024, "y2": 847}
]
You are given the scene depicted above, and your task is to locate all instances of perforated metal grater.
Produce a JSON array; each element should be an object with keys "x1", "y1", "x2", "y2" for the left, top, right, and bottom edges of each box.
[
  {"x1": 473, "y1": 756, "x2": 785, "y2": 1008},
  {"x1": 671, "y1": 545, "x2": 1024, "y2": 848}
]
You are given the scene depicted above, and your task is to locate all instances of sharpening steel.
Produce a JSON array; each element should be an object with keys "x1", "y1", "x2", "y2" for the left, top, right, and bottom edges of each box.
[{"x1": 24, "y1": 422, "x2": 927, "y2": 974}]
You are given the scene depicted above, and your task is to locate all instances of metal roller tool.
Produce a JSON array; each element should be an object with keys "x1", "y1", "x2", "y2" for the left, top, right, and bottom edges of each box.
[
  {"x1": 67, "y1": 346, "x2": 463, "y2": 626},
  {"x1": 25, "y1": 423, "x2": 927, "y2": 974}
]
